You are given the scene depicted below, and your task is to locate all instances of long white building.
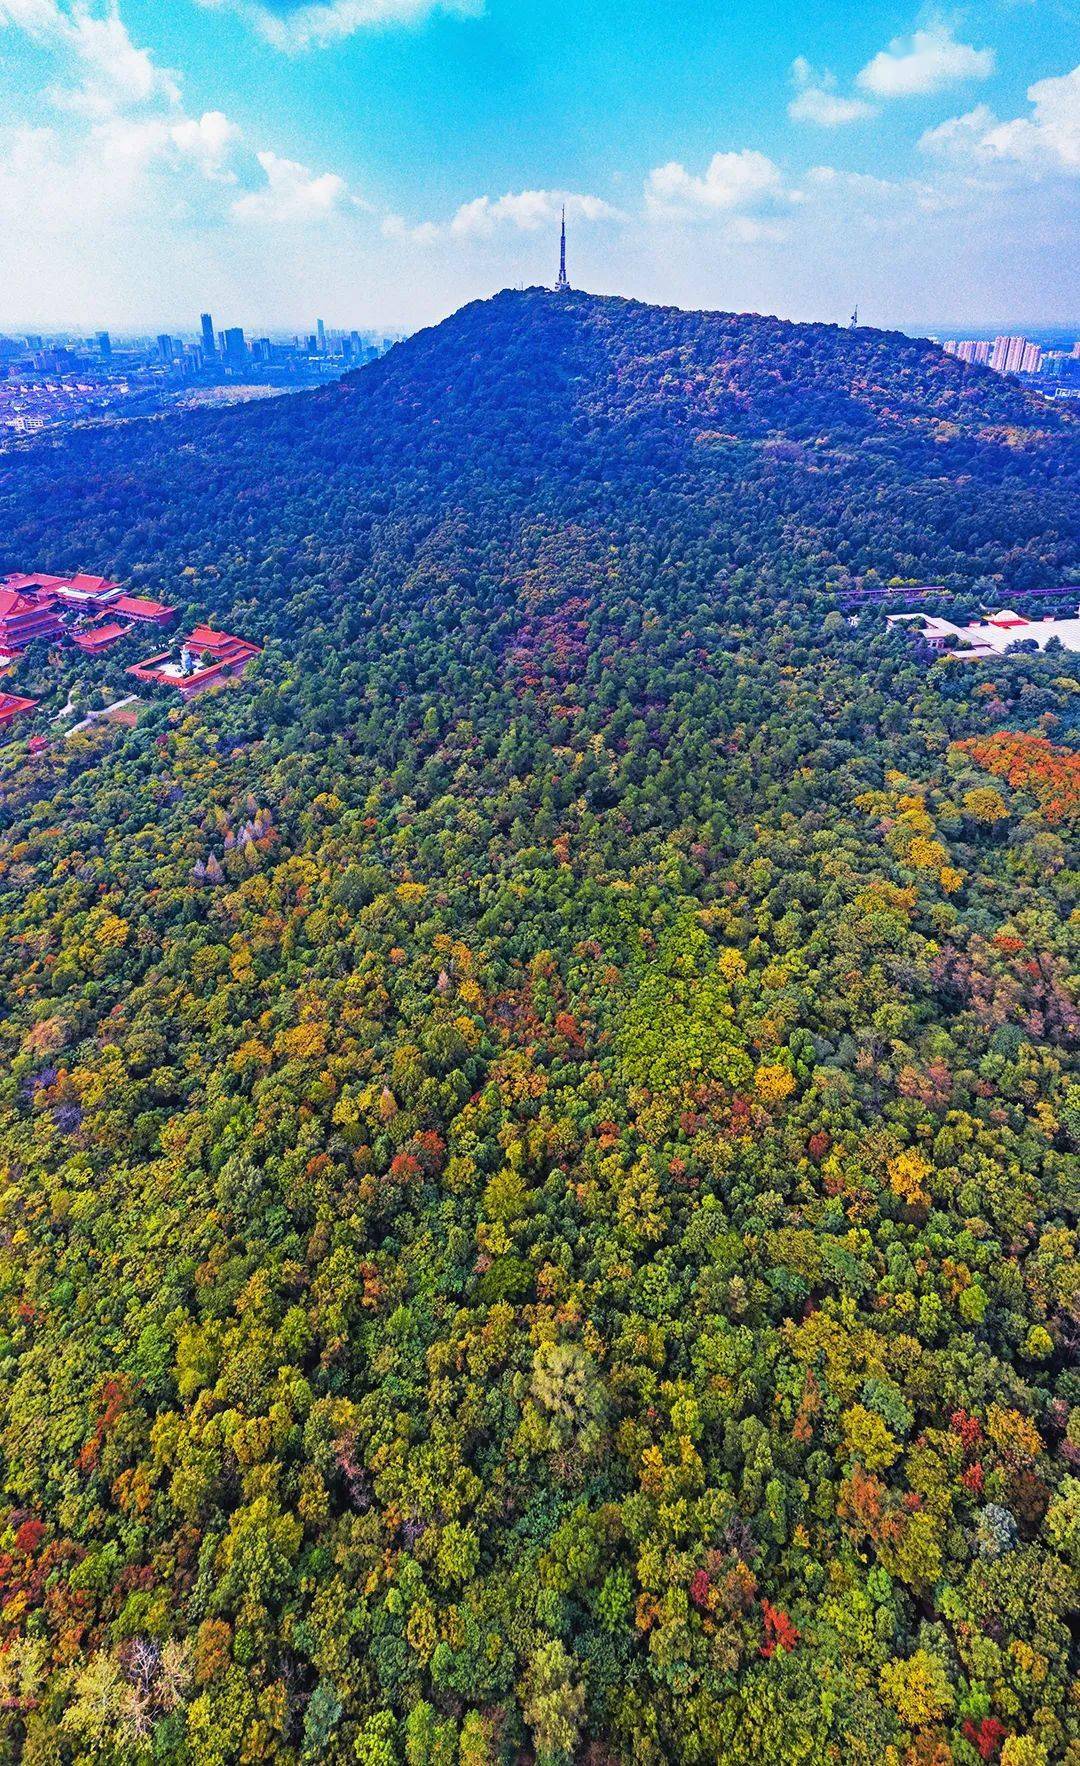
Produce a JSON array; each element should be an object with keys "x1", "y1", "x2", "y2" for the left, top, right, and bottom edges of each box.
[{"x1": 888, "y1": 606, "x2": 1080, "y2": 659}]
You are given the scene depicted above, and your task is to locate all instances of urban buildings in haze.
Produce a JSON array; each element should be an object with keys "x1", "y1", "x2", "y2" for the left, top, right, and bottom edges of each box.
[
  {"x1": 938, "y1": 331, "x2": 1080, "y2": 395},
  {"x1": 942, "y1": 333, "x2": 1042, "y2": 372},
  {"x1": 0, "y1": 314, "x2": 398, "y2": 438}
]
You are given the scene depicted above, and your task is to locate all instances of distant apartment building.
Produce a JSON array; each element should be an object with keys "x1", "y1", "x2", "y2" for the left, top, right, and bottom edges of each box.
[
  {"x1": 943, "y1": 335, "x2": 1043, "y2": 375},
  {"x1": 943, "y1": 338, "x2": 992, "y2": 365},
  {"x1": 990, "y1": 335, "x2": 1042, "y2": 375}
]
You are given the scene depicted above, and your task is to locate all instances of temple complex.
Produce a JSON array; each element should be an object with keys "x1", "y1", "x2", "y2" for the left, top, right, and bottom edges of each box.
[
  {"x1": 0, "y1": 569, "x2": 260, "y2": 733},
  {"x1": 128, "y1": 624, "x2": 262, "y2": 698},
  {"x1": 0, "y1": 571, "x2": 177, "y2": 660}
]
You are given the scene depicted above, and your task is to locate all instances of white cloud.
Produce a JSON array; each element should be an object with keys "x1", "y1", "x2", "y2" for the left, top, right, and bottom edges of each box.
[
  {"x1": 232, "y1": 148, "x2": 355, "y2": 220},
  {"x1": 920, "y1": 65, "x2": 1080, "y2": 173},
  {"x1": 381, "y1": 211, "x2": 440, "y2": 244},
  {"x1": 0, "y1": 0, "x2": 381, "y2": 239},
  {"x1": 0, "y1": 0, "x2": 250, "y2": 237},
  {"x1": 0, "y1": 0, "x2": 1073, "y2": 335},
  {"x1": 197, "y1": 0, "x2": 481, "y2": 52},
  {"x1": 381, "y1": 188, "x2": 622, "y2": 246},
  {"x1": 645, "y1": 149, "x2": 790, "y2": 222},
  {"x1": 449, "y1": 189, "x2": 623, "y2": 237},
  {"x1": 788, "y1": 57, "x2": 875, "y2": 126},
  {"x1": 57, "y1": 6, "x2": 180, "y2": 113},
  {"x1": 0, "y1": 123, "x2": 88, "y2": 230},
  {"x1": 0, "y1": 0, "x2": 182, "y2": 115},
  {"x1": 921, "y1": 103, "x2": 1004, "y2": 158},
  {"x1": 170, "y1": 109, "x2": 243, "y2": 177},
  {"x1": 856, "y1": 23, "x2": 994, "y2": 99},
  {"x1": 802, "y1": 162, "x2": 955, "y2": 225}
]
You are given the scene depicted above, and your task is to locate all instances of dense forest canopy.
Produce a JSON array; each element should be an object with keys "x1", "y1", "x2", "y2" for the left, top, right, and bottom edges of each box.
[{"x1": 0, "y1": 289, "x2": 1077, "y2": 1765}]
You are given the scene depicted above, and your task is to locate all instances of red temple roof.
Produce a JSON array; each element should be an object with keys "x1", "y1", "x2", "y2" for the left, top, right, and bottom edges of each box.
[
  {"x1": 67, "y1": 574, "x2": 118, "y2": 595},
  {"x1": 5, "y1": 572, "x2": 118, "y2": 599},
  {"x1": 188, "y1": 624, "x2": 261, "y2": 663},
  {"x1": 2, "y1": 573, "x2": 67, "y2": 594},
  {"x1": 0, "y1": 692, "x2": 39, "y2": 728},
  {"x1": 72, "y1": 621, "x2": 130, "y2": 653},
  {"x1": 114, "y1": 595, "x2": 176, "y2": 623}
]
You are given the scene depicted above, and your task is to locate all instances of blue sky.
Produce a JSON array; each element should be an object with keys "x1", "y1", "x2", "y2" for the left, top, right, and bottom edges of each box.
[{"x1": 0, "y1": 0, "x2": 1076, "y2": 331}]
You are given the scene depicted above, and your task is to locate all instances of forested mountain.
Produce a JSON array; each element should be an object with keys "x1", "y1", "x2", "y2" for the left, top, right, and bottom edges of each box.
[
  {"x1": 1, "y1": 289, "x2": 1077, "y2": 615},
  {"x1": 0, "y1": 290, "x2": 1077, "y2": 1766}
]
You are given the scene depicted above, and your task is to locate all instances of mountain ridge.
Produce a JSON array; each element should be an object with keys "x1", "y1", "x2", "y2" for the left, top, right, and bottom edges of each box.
[{"x1": 1, "y1": 287, "x2": 1076, "y2": 617}]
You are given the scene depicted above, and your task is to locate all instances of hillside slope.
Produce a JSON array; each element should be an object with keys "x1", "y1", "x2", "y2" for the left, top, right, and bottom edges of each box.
[{"x1": 0, "y1": 292, "x2": 1076, "y2": 1765}]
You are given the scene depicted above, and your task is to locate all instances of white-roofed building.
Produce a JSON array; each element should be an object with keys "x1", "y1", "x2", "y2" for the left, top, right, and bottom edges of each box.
[{"x1": 888, "y1": 606, "x2": 1080, "y2": 659}]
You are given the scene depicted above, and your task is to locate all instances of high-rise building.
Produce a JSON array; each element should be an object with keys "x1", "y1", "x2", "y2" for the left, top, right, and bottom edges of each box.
[
  {"x1": 317, "y1": 318, "x2": 327, "y2": 354},
  {"x1": 96, "y1": 331, "x2": 111, "y2": 358},
  {"x1": 990, "y1": 335, "x2": 1040, "y2": 375},
  {"x1": 157, "y1": 334, "x2": 175, "y2": 363},
  {"x1": 200, "y1": 312, "x2": 216, "y2": 359},
  {"x1": 222, "y1": 326, "x2": 247, "y2": 367},
  {"x1": 944, "y1": 339, "x2": 993, "y2": 366}
]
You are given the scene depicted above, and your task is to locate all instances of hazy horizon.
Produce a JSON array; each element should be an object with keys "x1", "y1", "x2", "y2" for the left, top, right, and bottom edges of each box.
[{"x1": 3, "y1": 291, "x2": 1078, "y2": 344}]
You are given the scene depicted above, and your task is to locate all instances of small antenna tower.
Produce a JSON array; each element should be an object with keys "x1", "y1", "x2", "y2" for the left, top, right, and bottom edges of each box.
[{"x1": 556, "y1": 208, "x2": 569, "y2": 292}]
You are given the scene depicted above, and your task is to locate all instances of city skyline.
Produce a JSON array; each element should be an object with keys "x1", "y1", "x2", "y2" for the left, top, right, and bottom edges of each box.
[
  {"x1": 0, "y1": 305, "x2": 395, "y2": 438},
  {"x1": 0, "y1": 0, "x2": 1077, "y2": 332}
]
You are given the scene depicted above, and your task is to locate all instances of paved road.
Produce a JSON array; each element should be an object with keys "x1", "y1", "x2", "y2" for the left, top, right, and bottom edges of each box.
[{"x1": 66, "y1": 694, "x2": 141, "y2": 737}]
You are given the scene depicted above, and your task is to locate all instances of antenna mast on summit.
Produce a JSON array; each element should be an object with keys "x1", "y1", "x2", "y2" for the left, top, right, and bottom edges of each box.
[{"x1": 556, "y1": 207, "x2": 569, "y2": 292}]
